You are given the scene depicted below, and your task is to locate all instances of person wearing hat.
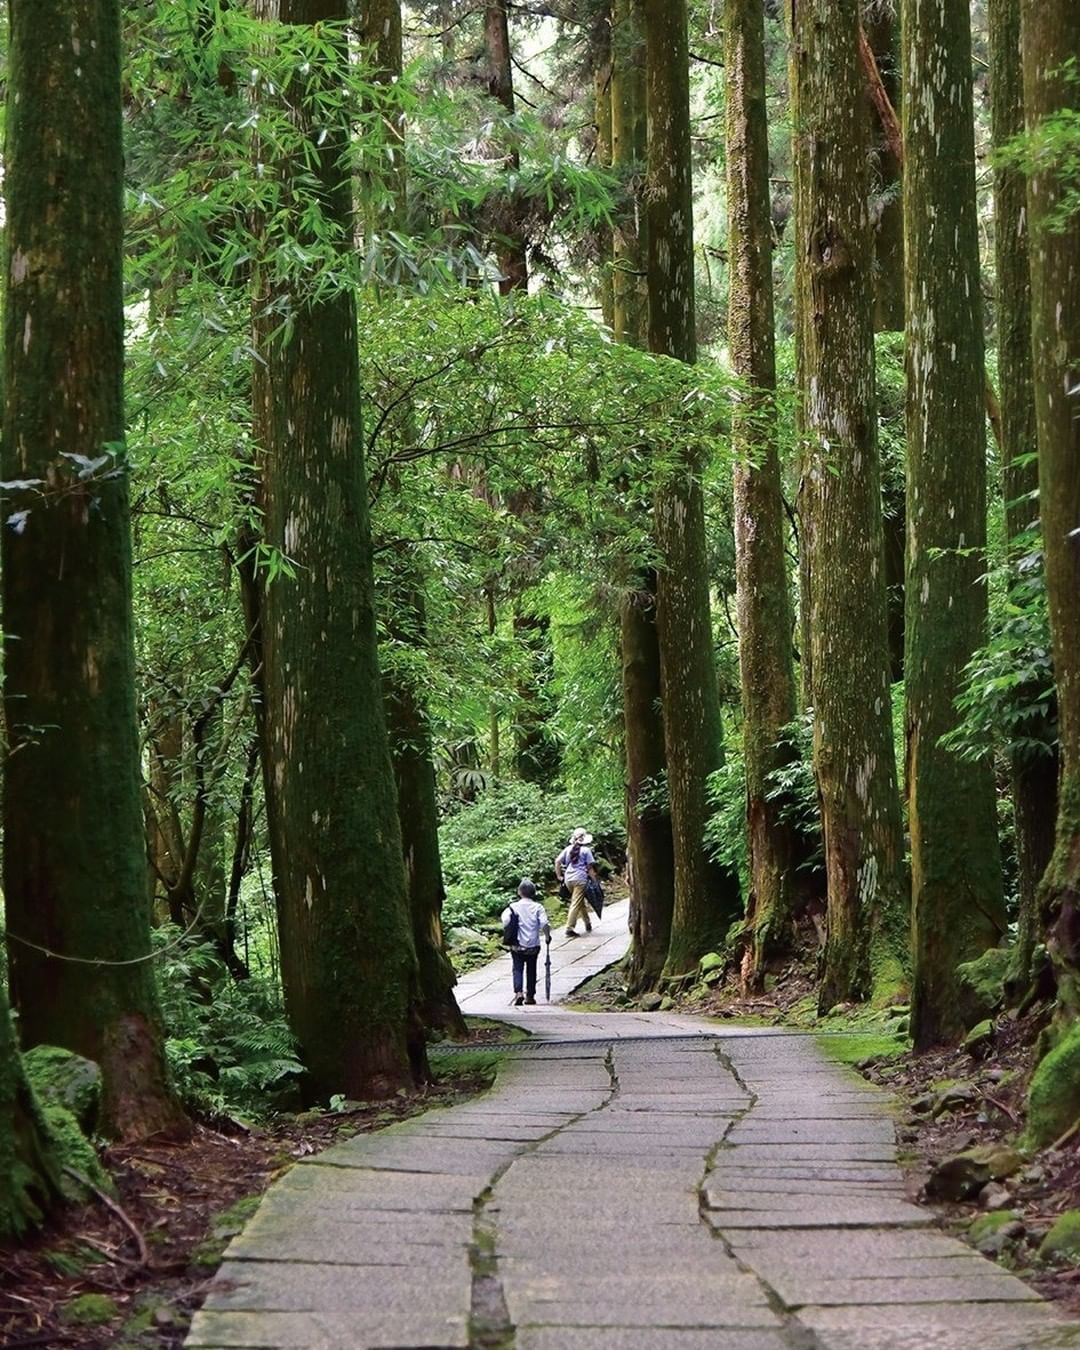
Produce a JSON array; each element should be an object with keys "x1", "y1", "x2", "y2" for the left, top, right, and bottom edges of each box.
[
  {"x1": 501, "y1": 879, "x2": 550, "y2": 1006},
  {"x1": 554, "y1": 828, "x2": 599, "y2": 937}
]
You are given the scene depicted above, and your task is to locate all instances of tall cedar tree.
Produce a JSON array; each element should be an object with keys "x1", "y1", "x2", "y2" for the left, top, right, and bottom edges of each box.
[
  {"x1": 363, "y1": 0, "x2": 465, "y2": 1037},
  {"x1": 2, "y1": 0, "x2": 186, "y2": 1141},
  {"x1": 645, "y1": 0, "x2": 743, "y2": 978},
  {"x1": 251, "y1": 0, "x2": 423, "y2": 1099},
  {"x1": 991, "y1": 0, "x2": 1055, "y2": 990},
  {"x1": 904, "y1": 0, "x2": 1005, "y2": 1048},
  {"x1": 789, "y1": 0, "x2": 907, "y2": 1009},
  {"x1": 595, "y1": 2, "x2": 615, "y2": 330},
  {"x1": 726, "y1": 0, "x2": 800, "y2": 986},
  {"x1": 1022, "y1": 0, "x2": 1080, "y2": 1013},
  {"x1": 613, "y1": 0, "x2": 676, "y2": 993},
  {"x1": 863, "y1": 8, "x2": 904, "y2": 332}
]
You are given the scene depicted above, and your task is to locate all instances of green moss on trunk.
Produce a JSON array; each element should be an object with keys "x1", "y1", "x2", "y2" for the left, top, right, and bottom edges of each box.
[
  {"x1": 905, "y1": 0, "x2": 1005, "y2": 1048},
  {"x1": 1, "y1": 0, "x2": 185, "y2": 1142},
  {"x1": 0, "y1": 986, "x2": 64, "y2": 1239}
]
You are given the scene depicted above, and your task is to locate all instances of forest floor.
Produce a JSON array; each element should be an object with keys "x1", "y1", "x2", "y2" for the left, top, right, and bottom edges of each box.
[
  {"x1": 572, "y1": 950, "x2": 1080, "y2": 1315},
  {"x1": 0, "y1": 1058, "x2": 497, "y2": 1349}
]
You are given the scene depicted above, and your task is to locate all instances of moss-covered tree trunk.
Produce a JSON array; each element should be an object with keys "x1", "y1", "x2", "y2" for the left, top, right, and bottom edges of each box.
[
  {"x1": 384, "y1": 572, "x2": 467, "y2": 1037},
  {"x1": 614, "y1": 0, "x2": 675, "y2": 993},
  {"x1": 1, "y1": 0, "x2": 186, "y2": 1142},
  {"x1": 1022, "y1": 0, "x2": 1080, "y2": 1016},
  {"x1": 904, "y1": 0, "x2": 1006, "y2": 1049},
  {"x1": 991, "y1": 0, "x2": 1056, "y2": 990},
  {"x1": 251, "y1": 0, "x2": 421, "y2": 1100},
  {"x1": 725, "y1": 0, "x2": 800, "y2": 988},
  {"x1": 485, "y1": 0, "x2": 528, "y2": 294},
  {"x1": 0, "y1": 982, "x2": 63, "y2": 1239},
  {"x1": 644, "y1": 0, "x2": 742, "y2": 979},
  {"x1": 789, "y1": 0, "x2": 907, "y2": 1011}
]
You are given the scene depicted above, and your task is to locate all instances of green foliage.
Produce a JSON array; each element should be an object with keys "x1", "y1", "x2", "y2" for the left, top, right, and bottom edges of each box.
[
  {"x1": 439, "y1": 783, "x2": 623, "y2": 928},
  {"x1": 62, "y1": 1294, "x2": 119, "y2": 1328},
  {"x1": 996, "y1": 58, "x2": 1080, "y2": 232},
  {"x1": 154, "y1": 930, "x2": 303, "y2": 1118},
  {"x1": 946, "y1": 526, "x2": 1057, "y2": 765}
]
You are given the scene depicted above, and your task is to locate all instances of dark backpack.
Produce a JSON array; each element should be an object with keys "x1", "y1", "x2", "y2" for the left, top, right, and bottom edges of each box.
[{"x1": 502, "y1": 905, "x2": 520, "y2": 948}]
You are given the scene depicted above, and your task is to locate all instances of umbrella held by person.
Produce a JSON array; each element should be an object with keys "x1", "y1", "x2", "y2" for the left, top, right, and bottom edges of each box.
[{"x1": 501, "y1": 879, "x2": 551, "y2": 1006}]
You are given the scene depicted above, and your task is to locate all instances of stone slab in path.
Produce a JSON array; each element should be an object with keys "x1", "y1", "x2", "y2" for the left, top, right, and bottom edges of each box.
[{"x1": 187, "y1": 909, "x2": 1080, "y2": 1349}]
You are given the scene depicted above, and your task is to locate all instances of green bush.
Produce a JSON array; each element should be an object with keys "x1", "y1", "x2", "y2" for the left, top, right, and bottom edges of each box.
[
  {"x1": 440, "y1": 783, "x2": 623, "y2": 928},
  {"x1": 154, "y1": 929, "x2": 304, "y2": 1119}
]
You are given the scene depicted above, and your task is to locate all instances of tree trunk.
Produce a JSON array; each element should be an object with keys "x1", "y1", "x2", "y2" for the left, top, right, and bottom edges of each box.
[
  {"x1": 613, "y1": 0, "x2": 675, "y2": 993},
  {"x1": 644, "y1": 0, "x2": 742, "y2": 979},
  {"x1": 251, "y1": 0, "x2": 421, "y2": 1100},
  {"x1": 485, "y1": 1, "x2": 528, "y2": 293},
  {"x1": 863, "y1": 7, "x2": 905, "y2": 332},
  {"x1": 789, "y1": 0, "x2": 908, "y2": 1010},
  {"x1": 2, "y1": 0, "x2": 186, "y2": 1142},
  {"x1": 0, "y1": 980, "x2": 63, "y2": 1239},
  {"x1": 991, "y1": 0, "x2": 1055, "y2": 991},
  {"x1": 726, "y1": 0, "x2": 800, "y2": 988},
  {"x1": 1022, "y1": 0, "x2": 1080, "y2": 1015},
  {"x1": 594, "y1": 2, "x2": 615, "y2": 330},
  {"x1": 363, "y1": 0, "x2": 465, "y2": 1040},
  {"x1": 384, "y1": 570, "x2": 468, "y2": 1037},
  {"x1": 904, "y1": 0, "x2": 1006, "y2": 1048}
]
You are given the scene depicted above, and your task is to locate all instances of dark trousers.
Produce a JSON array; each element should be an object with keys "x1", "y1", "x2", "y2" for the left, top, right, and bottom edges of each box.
[{"x1": 512, "y1": 947, "x2": 541, "y2": 998}]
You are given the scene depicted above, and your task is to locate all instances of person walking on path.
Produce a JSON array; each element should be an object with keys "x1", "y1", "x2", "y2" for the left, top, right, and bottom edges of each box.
[
  {"x1": 501, "y1": 879, "x2": 551, "y2": 1006},
  {"x1": 555, "y1": 828, "x2": 599, "y2": 938}
]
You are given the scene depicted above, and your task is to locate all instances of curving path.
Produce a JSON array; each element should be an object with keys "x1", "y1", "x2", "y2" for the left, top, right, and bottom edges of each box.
[{"x1": 188, "y1": 901, "x2": 1080, "y2": 1349}]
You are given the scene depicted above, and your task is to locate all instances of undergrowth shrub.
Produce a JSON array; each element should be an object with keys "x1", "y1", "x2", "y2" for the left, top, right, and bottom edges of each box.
[
  {"x1": 440, "y1": 782, "x2": 623, "y2": 928},
  {"x1": 154, "y1": 928, "x2": 303, "y2": 1119}
]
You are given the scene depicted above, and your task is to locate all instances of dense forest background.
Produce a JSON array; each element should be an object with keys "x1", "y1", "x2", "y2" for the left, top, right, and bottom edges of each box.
[{"x1": 1, "y1": 0, "x2": 1078, "y2": 1249}]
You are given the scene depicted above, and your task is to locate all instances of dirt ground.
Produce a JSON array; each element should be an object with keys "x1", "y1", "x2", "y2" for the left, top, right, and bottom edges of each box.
[{"x1": 1, "y1": 1063, "x2": 494, "y2": 1349}]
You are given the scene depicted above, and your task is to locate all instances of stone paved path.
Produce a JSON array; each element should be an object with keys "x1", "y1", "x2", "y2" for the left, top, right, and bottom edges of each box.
[{"x1": 188, "y1": 901, "x2": 1080, "y2": 1349}]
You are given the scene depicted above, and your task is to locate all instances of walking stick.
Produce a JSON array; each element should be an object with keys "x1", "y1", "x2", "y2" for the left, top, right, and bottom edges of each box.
[{"x1": 545, "y1": 937, "x2": 552, "y2": 1003}]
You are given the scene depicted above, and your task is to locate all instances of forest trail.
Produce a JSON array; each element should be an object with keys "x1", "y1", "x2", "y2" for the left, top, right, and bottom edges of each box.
[{"x1": 187, "y1": 914, "x2": 1080, "y2": 1350}]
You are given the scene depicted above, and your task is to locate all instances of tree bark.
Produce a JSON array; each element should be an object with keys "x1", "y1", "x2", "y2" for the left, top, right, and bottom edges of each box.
[
  {"x1": 251, "y1": 0, "x2": 422, "y2": 1100},
  {"x1": 1022, "y1": 0, "x2": 1080, "y2": 1014},
  {"x1": 613, "y1": 0, "x2": 675, "y2": 993},
  {"x1": 594, "y1": 2, "x2": 615, "y2": 330},
  {"x1": 989, "y1": 0, "x2": 1055, "y2": 993},
  {"x1": 861, "y1": 11, "x2": 905, "y2": 331},
  {"x1": 789, "y1": 0, "x2": 908, "y2": 1010},
  {"x1": 726, "y1": 0, "x2": 800, "y2": 988},
  {"x1": 644, "y1": 0, "x2": 742, "y2": 979},
  {"x1": 2, "y1": 0, "x2": 186, "y2": 1142},
  {"x1": 904, "y1": 0, "x2": 1006, "y2": 1048}
]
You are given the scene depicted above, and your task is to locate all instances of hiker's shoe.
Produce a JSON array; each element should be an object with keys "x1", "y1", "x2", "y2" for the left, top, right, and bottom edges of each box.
[
  {"x1": 513, "y1": 994, "x2": 525, "y2": 1006},
  {"x1": 565, "y1": 929, "x2": 578, "y2": 938},
  {"x1": 524, "y1": 997, "x2": 536, "y2": 1005},
  {"x1": 585, "y1": 925, "x2": 593, "y2": 933}
]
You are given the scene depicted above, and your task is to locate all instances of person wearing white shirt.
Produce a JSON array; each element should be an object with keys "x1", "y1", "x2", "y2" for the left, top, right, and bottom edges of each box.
[{"x1": 501, "y1": 879, "x2": 551, "y2": 1006}]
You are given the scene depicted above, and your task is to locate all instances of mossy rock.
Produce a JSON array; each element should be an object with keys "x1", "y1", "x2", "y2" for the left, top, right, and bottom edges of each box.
[
  {"x1": 698, "y1": 952, "x2": 724, "y2": 976},
  {"x1": 23, "y1": 1045, "x2": 101, "y2": 1133},
  {"x1": 969, "y1": 1210, "x2": 1022, "y2": 1243},
  {"x1": 1027, "y1": 1021, "x2": 1080, "y2": 1149},
  {"x1": 955, "y1": 947, "x2": 1012, "y2": 1030},
  {"x1": 62, "y1": 1293, "x2": 119, "y2": 1326},
  {"x1": 1039, "y1": 1210, "x2": 1080, "y2": 1264},
  {"x1": 42, "y1": 1104, "x2": 112, "y2": 1202},
  {"x1": 962, "y1": 1019, "x2": 994, "y2": 1058},
  {"x1": 925, "y1": 1144, "x2": 1024, "y2": 1201}
]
